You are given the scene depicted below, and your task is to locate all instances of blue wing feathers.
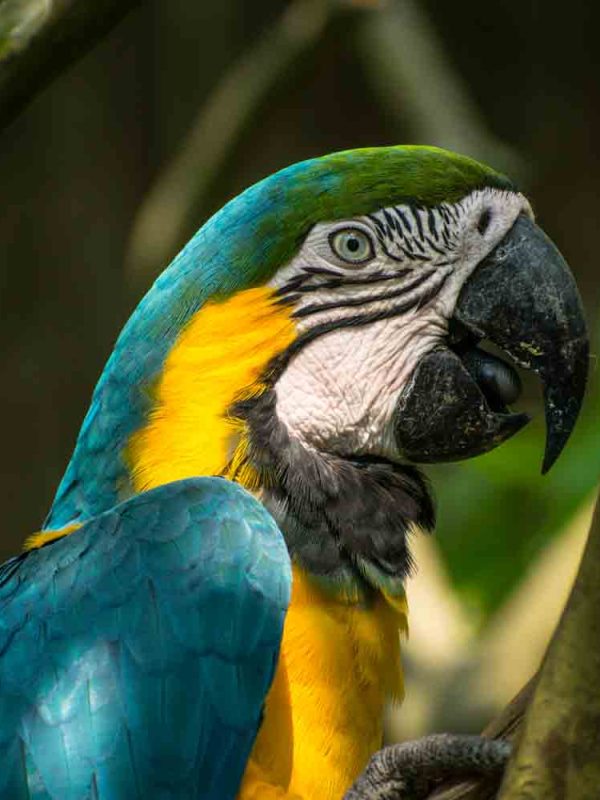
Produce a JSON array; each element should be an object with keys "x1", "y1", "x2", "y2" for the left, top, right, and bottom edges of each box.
[{"x1": 0, "y1": 477, "x2": 291, "y2": 799}]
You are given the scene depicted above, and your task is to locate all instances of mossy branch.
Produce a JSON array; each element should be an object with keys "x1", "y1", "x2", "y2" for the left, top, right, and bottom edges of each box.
[{"x1": 0, "y1": 0, "x2": 139, "y2": 129}]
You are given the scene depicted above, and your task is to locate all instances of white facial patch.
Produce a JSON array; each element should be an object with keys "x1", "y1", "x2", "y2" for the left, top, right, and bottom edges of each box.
[{"x1": 270, "y1": 188, "x2": 532, "y2": 460}]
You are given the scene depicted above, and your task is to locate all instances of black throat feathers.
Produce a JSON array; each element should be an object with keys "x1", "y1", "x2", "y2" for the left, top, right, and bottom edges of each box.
[{"x1": 229, "y1": 389, "x2": 435, "y2": 599}]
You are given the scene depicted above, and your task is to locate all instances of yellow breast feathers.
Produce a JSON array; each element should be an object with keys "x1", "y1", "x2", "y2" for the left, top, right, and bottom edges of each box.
[{"x1": 239, "y1": 567, "x2": 407, "y2": 800}]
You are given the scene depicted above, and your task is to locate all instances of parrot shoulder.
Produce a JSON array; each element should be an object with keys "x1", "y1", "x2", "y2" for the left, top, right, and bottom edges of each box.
[{"x1": 0, "y1": 477, "x2": 290, "y2": 800}]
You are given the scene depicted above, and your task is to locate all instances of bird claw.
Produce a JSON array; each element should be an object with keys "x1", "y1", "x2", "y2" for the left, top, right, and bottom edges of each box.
[{"x1": 343, "y1": 733, "x2": 511, "y2": 800}]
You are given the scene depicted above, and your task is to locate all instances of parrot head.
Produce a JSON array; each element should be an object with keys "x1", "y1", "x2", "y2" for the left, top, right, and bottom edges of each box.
[
  {"x1": 265, "y1": 157, "x2": 586, "y2": 475},
  {"x1": 47, "y1": 146, "x2": 589, "y2": 594}
]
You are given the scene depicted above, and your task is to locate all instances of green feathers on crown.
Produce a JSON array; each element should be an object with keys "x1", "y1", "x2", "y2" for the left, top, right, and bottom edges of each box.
[
  {"x1": 282, "y1": 144, "x2": 513, "y2": 214},
  {"x1": 219, "y1": 144, "x2": 515, "y2": 290}
]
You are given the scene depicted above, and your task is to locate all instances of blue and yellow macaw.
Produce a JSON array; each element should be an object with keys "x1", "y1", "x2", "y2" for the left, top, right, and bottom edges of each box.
[{"x1": 0, "y1": 146, "x2": 588, "y2": 799}]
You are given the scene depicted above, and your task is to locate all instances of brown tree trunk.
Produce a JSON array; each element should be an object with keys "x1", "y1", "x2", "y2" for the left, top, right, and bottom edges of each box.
[{"x1": 497, "y1": 495, "x2": 600, "y2": 798}]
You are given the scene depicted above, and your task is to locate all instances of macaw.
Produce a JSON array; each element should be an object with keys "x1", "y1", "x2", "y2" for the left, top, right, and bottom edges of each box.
[{"x1": 0, "y1": 146, "x2": 588, "y2": 800}]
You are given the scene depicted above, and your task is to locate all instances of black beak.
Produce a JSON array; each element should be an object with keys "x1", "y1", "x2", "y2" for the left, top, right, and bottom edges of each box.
[{"x1": 395, "y1": 215, "x2": 589, "y2": 473}]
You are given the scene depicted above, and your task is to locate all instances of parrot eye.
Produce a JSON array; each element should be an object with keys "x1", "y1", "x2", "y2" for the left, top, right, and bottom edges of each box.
[{"x1": 329, "y1": 228, "x2": 375, "y2": 265}]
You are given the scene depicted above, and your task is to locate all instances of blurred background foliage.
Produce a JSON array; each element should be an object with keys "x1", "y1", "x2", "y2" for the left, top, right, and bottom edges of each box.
[{"x1": 0, "y1": 0, "x2": 598, "y2": 742}]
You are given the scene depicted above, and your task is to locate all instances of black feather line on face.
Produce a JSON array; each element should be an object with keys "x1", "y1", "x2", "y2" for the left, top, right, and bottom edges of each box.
[
  {"x1": 424, "y1": 236, "x2": 447, "y2": 256},
  {"x1": 410, "y1": 207, "x2": 425, "y2": 240},
  {"x1": 384, "y1": 238, "x2": 430, "y2": 262},
  {"x1": 367, "y1": 201, "x2": 463, "y2": 266},
  {"x1": 228, "y1": 389, "x2": 435, "y2": 595},
  {"x1": 270, "y1": 269, "x2": 451, "y2": 377},
  {"x1": 292, "y1": 269, "x2": 437, "y2": 319},
  {"x1": 276, "y1": 267, "x2": 414, "y2": 297},
  {"x1": 392, "y1": 207, "x2": 412, "y2": 235}
]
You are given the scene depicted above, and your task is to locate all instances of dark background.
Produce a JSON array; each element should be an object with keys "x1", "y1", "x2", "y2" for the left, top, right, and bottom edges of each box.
[{"x1": 1, "y1": 0, "x2": 598, "y2": 735}]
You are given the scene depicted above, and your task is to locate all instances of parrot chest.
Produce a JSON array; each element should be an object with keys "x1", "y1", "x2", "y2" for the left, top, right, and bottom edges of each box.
[{"x1": 239, "y1": 566, "x2": 406, "y2": 800}]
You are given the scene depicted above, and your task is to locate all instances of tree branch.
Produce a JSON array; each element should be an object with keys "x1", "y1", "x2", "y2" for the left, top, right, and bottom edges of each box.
[
  {"x1": 0, "y1": 0, "x2": 140, "y2": 129},
  {"x1": 498, "y1": 493, "x2": 600, "y2": 798}
]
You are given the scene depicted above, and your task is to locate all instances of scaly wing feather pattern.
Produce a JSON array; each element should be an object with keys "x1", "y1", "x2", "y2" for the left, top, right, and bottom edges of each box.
[{"x1": 0, "y1": 477, "x2": 290, "y2": 800}]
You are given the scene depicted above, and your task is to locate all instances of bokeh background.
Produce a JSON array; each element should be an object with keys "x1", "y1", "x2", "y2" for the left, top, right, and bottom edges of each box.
[{"x1": 1, "y1": 0, "x2": 598, "y2": 739}]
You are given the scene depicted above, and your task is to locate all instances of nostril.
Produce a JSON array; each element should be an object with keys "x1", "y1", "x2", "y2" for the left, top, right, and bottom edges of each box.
[{"x1": 477, "y1": 209, "x2": 492, "y2": 235}]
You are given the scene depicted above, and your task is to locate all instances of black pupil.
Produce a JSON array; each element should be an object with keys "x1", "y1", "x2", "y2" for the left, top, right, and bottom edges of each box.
[{"x1": 347, "y1": 236, "x2": 360, "y2": 253}]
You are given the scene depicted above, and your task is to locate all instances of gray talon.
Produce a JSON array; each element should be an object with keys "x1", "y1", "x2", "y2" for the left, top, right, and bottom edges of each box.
[{"x1": 343, "y1": 733, "x2": 511, "y2": 800}]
